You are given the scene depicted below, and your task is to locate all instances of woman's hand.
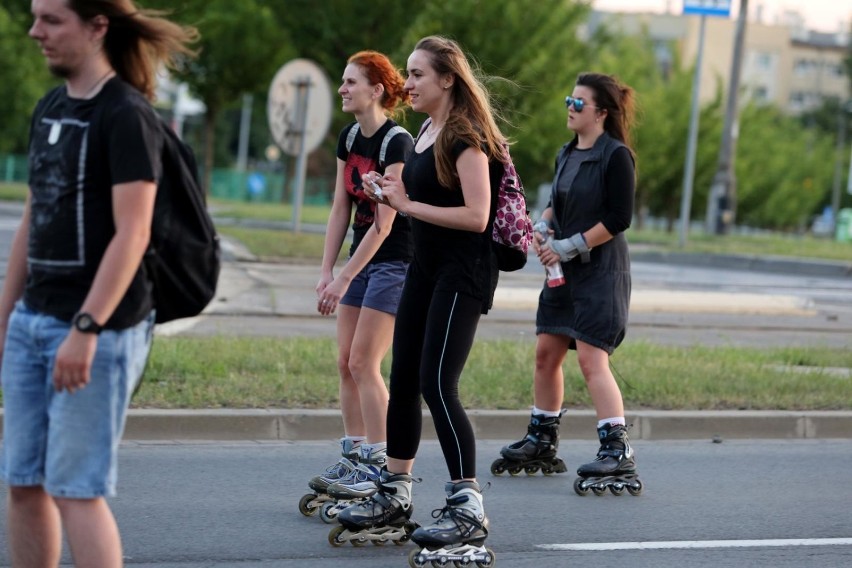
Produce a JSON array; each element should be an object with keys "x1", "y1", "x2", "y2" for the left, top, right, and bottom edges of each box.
[
  {"x1": 364, "y1": 171, "x2": 410, "y2": 215},
  {"x1": 538, "y1": 246, "x2": 561, "y2": 267},
  {"x1": 362, "y1": 171, "x2": 389, "y2": 206}
]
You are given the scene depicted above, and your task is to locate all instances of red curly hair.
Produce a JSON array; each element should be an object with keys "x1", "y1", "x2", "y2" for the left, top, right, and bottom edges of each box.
[{"x1": 348, "y1": 50, "x2": 409, "y2": 117}]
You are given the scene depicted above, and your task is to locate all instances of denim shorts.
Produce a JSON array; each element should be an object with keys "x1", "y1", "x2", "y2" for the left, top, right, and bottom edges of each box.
[
  {"x1": 340, "y1": 260, "x2": 409, "y2": 315},
  {"x1": 1, "y1": 302, "x2": 154, "y2": 498}
]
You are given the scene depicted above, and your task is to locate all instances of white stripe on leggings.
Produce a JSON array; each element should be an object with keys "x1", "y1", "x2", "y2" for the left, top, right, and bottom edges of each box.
[{"x1": 436, "y1": 292, "x2": 465, "y2": 478}]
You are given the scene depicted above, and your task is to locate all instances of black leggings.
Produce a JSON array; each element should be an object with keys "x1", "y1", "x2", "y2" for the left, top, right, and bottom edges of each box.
[{"x1": 386, "y1": 275, "x2": 482, "y2": 480}]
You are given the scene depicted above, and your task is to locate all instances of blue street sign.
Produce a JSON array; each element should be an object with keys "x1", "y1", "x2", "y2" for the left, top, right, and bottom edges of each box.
[{"x1": 683, "y1": 0, "x2": 732, "y2": 17}]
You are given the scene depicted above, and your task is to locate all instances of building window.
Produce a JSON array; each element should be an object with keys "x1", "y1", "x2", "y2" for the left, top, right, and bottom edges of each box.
[{"x1": 754, "y1": 52, "x2": 773, "y2": 71}]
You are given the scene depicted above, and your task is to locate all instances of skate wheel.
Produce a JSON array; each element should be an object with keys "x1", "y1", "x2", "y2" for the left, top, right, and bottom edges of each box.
[
  {"x1": 627, "y1": 478, "x2": 644, "y2": 496},
  {"x1": 298, "y1": 493, "x2": 317, "y2": 516},
  {"x1": 573, "y1": 477, "x2": 589, "y2": 496},
  {"x1": 549, "y1": 459, "x2": 568, "y2": 474},
  {"x1": 372, "y1": 537, "x2": 386, "y2": 546},
  {"x1": 591, "y1": 486, "x2": 606, "y2": 496},
  {"x1": 507, "y1": 465, "x2": 523, "y2": 476},
  {"x1": 610, "y1": 484, "x2": 625, "y2": 496},
  {"x1": 490, "y1": 459, "x2": 506, "y2": 476},
  {"x1": 328, "y1": 525, "x2": 347, "y2": 547},
  {"x1": 319, "y1": 501, "x2": 337, "y2": 523},
  {"x1": 408, "y1": 548, "x2": 427, "y2": 568},
  {"x1": 351, "y1": 535, "x2": 367, "y2": 547},
  {"x1": 524, "y1": 464, "x2": 539, "y2": 475},
  {"x1": 476, "y1": 547, "x2": 496, "y2": 567},
  {"x1": 396, "y1": 520, "x2": 416, "y2": 545}
]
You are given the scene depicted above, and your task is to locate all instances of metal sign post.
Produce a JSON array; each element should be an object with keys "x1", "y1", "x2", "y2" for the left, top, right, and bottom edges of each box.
[
  {"x1": 678, "y1": 0, "x2": 732, "y2": 247},
  {"x1": 267, "y1": 59, "x2": 332, "y2": 233},
  {"x1": 290, "y1": 78, "x2": 311, "y2": 233}
]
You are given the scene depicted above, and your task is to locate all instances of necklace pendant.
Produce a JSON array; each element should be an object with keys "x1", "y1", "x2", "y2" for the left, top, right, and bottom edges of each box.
[{"x1": 48, "y1": 121, "x2": 62, "y2": 145}]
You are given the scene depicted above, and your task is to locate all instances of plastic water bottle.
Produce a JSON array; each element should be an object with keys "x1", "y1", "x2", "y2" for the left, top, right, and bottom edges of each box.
[{"x1": 533, "y1": 221, "x2": 565, "y2": 288}]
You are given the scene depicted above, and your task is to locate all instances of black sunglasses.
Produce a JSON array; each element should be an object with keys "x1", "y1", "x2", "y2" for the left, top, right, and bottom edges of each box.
[{"x1": 565, "y1": 96, "x2": 598, "y2": 113}]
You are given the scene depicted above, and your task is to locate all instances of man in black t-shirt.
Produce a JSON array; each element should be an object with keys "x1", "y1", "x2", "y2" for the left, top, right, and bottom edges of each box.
[{"x1": 0, "y1": 1, "x2": 197, "y2": 565}]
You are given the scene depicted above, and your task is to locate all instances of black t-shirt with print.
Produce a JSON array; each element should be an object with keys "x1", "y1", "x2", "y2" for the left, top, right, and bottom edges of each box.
[
  {"x1": 335, "y1": 120, "x2": 414, "y2": 263},
  {"x1": 24, "y1": 77, "x2": 162, "y2": 329}
]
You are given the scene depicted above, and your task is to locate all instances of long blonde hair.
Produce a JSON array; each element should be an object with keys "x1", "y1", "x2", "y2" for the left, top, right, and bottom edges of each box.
[{"x1": 413, "y1": 36, "x2": 506, "y2": 189}]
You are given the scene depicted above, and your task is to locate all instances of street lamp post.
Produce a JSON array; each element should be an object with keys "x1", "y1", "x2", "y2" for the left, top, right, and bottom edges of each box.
[
  {"x1": 679, "y1": 0, "x2": 733, "y2": 245},
  {"x1": 706, "y1": 0, "x2": 749, "y2": 235}
]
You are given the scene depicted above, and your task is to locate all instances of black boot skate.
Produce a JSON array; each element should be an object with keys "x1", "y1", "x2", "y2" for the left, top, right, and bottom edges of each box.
[
  {"x1": 299, "y1": 438, "x2": 360, "y2": 518},
  {"x1": 492, "y1": 413, "x2": 568, "y2": 476},
  {"x1": 328, "y1": 468, "x2": 418, "y2": 547},
  {"x1": 574, "y1": 423, "x2": 643, "y2": 496},
  {"x1": 408, "y1": 480, "x2": 496, "y2": 567}
]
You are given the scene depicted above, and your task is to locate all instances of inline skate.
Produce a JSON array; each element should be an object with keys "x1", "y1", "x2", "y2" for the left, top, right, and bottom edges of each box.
[
  {"x1": 574, "y1": 423, "x2": 643, "y2": 496},
  {"x1": 320, "y1": 444, "x2": 386, "y2": 523},
  {"x1": 328, "y1": 468, "x2": 419, "y2": 547},
  {"x1": 492, "y1": 412, "x2": 567, "y2": 476},
  {"x1": 298, "y1": 437, "x2": 360, "y2": 518},
  {"x1": 408, "y1": 480, "x2": 495, "y2": 567}
]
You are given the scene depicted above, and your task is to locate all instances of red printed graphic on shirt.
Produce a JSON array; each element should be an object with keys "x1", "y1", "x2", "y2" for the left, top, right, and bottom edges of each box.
[{"x1": 344, "y1": 152, "x2": 378, "y2": 229}]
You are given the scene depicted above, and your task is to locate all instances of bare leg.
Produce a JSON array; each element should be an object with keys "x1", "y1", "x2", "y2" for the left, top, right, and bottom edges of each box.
[
  {"x1": 7, "y1": 486, "x2": 62, "y2": 568},
  {"x1": 576, "y1": 340, "x2": 624, "y2": 419},
  {"x1": 56, "y1": 496, "x2": 123, "y2": 568},
  {"x1": 336, "y1": 305, "x2": 365, "y2": 437},
  {"x1": 533, "y1": 333, "x2": 571, "y2": 412},
  {"x1": 347, "y1": 307, "x2": 394, "y2": 443}
]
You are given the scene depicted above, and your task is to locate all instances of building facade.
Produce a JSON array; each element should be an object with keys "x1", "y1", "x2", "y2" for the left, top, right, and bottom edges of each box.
[{"x1": 589, "y1": 8, "x2": 850, "y2": 113}]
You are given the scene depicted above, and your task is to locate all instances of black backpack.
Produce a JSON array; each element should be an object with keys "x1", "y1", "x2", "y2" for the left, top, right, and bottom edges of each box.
[{"x1": 144, "y1": 119, "x2": 220, "y2": 323}]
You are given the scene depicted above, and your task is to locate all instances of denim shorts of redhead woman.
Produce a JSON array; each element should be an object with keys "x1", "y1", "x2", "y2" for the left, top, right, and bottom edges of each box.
[
  {"x1": 0, "y1": 302, "x2": 154, "y2": 499},
  {"x1": 340, "y1": 259, "x2": 409, "y2": 315}
]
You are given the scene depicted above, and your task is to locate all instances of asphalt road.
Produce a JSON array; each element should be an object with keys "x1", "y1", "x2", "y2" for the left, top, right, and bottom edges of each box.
[{"x1": 1, "y1": 439, "x2": 851, "y2": 567}]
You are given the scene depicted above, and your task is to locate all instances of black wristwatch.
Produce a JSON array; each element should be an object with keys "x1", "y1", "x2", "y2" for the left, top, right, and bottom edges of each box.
[{"x1": 72, "y1": 312, "x2": 103, "y2": 334}]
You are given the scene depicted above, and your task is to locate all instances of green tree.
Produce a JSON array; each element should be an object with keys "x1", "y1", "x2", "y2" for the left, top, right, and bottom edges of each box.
[
  {"x1": 398, "y1": 0, "x2": 592, "y2": 203},
  {"x1": 735, "y1": 103, "x2": 835, "y2": 229},
  {"x1": 0, "y1": 6, "x2": 54, "y2": 154},
  {"x1": 145, "y1": 0, "x2": 294, "y2": 192},
  {"x1": 268, "y1": 0, "x2": 429, "y2": 169}
]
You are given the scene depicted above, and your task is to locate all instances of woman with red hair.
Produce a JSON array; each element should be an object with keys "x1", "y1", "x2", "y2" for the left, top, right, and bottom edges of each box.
[{"x1": 299, "y1": 51, "x2": 414, "y2": 519}]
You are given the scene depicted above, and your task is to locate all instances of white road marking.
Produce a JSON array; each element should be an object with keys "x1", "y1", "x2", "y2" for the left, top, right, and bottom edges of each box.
[{"x1": 536, "y1": 538, "x2": 852, "y2": 551}]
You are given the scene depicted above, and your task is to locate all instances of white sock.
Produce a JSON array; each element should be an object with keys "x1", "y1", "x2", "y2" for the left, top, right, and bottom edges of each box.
[
  {"x1": 597, "y1": 417, "x2": 625, "y2": 429},
  {"x1": 533, "y1": 406, "x2": 562, "y2": 418},
  {"x1": 359, "y1": 442, "x2": 387, "y2": 456},
  {"x1": 343, "y1": 435, "x2": 366, "y2": 447}
]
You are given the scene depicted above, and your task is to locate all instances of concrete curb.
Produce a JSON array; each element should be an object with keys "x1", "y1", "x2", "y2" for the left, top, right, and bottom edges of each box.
[
  {"x1": 630, "y1": 250, "x2": 852, "y2": 279},
  {"x1": 3, "y1": 409, "x2": 844, "y2": 442}
]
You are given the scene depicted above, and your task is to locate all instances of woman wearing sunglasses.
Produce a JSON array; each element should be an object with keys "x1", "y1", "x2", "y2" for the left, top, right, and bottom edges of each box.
[{"x1": 499, "y1": 72, "x2": 643, "y2": 497}]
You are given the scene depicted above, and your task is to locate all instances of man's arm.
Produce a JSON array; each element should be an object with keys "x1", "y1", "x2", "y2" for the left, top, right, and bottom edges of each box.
[
  {"x1": 52, "y1": 180, "x2": 157, "y2": 392},
  {"x1": 0, "y1": 195, "x2": 32, "y2": 369}
]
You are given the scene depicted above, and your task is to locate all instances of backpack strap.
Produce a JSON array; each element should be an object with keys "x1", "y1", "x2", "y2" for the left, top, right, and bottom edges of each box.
[
  {"x1": 345, "y1": 122, "x2": 360, "y2": 153},
  {"x1": 379, "y1": 125, "x2": 412, "y2": 168}
]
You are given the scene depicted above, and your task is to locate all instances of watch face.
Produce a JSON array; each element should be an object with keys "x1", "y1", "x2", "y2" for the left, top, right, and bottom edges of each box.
[{"x1": 74, "y1": 313, "x2": 101, "y2": 333}]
